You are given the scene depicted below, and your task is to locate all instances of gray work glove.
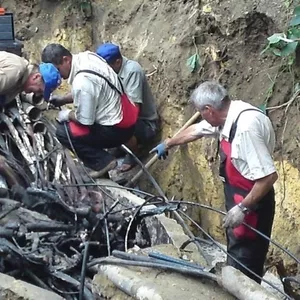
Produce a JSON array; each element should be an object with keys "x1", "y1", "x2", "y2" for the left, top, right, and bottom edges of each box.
[
  {"x1": 222, "y1": 205, "x2": 246, "y2": 228},
  {"x1": 57, "y1": 109, "x2": 71, "y2": 123},
  {"x1": 49, "y1": 95, "x2": 65, "y2": 107}
]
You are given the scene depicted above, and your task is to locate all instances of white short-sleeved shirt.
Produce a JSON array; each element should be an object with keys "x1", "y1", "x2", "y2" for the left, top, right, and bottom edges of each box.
[
  {"x1": 68, "y1": 51, "x2": 123, "y2": 126},
  {"x1": 194, "y1": 100, "x2": 276, "y2": 181}
]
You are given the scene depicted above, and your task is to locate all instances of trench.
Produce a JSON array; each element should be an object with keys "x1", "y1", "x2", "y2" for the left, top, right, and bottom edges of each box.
[{"x1": 1, "y1": 0, "x2": 300, "y2": 298}]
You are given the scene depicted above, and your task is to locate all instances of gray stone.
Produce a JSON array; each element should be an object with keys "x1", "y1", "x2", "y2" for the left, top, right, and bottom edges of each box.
[
  {"x1": 220, "y1": 266, "x2": 281, "y2": 300},
  {"x1": 0, "y1": 272, "x2": 64, "y2": 300}
]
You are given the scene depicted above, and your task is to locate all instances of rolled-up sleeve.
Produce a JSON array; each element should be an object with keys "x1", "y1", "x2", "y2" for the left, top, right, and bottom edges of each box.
[
  {"x1": 72, "y1": 77, "x2": 97, "y2": 125},
  {"x1": 235, "y1": 129, "x2": 276, "y2": 180},
  {"x1": 193, "y1": 120, "x2": 219, "y2": 137},
  {"x1": 123, "y1": 71, "x2": 143, "y2": 104}
]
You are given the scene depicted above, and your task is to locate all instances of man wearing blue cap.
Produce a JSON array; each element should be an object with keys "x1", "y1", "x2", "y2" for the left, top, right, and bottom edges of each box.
[
  {"x1": 0, "y1": 51, "x2": 61, "y2": 104},
  {"x1": 24, "y1": 63, "x2": 62, "y2": 101},
  {"x1": 0, "y1": 52, "x2": 61, "y2": 191},
  {"x1": 96, "y1": 43, "x2": 159, "y2": 172},
  {"x1": 41, "y1": 43, "x2": 139, "y2": 178}
]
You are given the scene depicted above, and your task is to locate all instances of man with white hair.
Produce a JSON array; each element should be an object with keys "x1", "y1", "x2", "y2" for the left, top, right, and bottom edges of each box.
[{"x1": 151, "y1": 81, "x2": 277, "y2": 283}]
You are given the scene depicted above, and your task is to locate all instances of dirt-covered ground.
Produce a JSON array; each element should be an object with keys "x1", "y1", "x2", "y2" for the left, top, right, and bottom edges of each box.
[{"x1": 1, "y1": 0, "x2": 300, "y2": 281}]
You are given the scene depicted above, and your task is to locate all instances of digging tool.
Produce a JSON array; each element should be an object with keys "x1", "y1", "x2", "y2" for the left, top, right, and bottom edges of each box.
[{"x1": 126, "y1": 111, "x2": 201, "y2": 187}]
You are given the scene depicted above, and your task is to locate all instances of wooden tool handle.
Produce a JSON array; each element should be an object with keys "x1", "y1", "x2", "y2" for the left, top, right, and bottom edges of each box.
[{"x1": 127, "y1": 111, "x2": 201, "y2": 186}]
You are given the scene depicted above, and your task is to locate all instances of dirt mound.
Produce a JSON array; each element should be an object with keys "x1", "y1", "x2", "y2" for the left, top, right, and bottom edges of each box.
[{"x1": 2, "y1": 0, "x2": 300, "y2": 275}]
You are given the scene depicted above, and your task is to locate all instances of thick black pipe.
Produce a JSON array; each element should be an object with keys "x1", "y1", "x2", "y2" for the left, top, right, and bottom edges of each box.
[
  {"x1": 148, "y1": 251, "x2": 204, "y2": 270},
  {"x1": 113, "y1": 250, "x2": 204, "y2": 271}
]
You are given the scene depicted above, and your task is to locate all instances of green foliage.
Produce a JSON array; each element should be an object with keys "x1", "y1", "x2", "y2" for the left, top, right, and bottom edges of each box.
[
  {"x1": 186, "y1": 53, "x2": 201, "y2": 73},
  {"x1": 66, "y1": 0, "x2": 92, "y2": 19},
  {"x1": 262, "y1": 6, "x2": 300, "y2": 58}
]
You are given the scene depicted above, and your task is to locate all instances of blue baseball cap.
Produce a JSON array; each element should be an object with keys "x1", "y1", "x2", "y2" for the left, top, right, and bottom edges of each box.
[
  {"x1": 39, "y1": 63, "x2": 62, "y2": 101},
  {"x1": 96, "y1": 43, "x2": 121, "y2": 63}
]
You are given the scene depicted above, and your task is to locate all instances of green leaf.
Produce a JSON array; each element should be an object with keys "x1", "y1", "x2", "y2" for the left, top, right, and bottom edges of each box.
[
  {"x1": 288, "y1": 55, "x2": 295, "y2": 65},
  {"x1": 294, "y1": 82, "x2": 300, "y2": 93},
  {"x1": 259, "y1": 103, "x2": 267, "y2": 114},
  {"x1": 281, "y1": 41, "x2": 298, "y2": 56},
  {"x1": 294, "y1": 6, "x2": 300, "y2": 16},
  {"x1": 288, "y1": 27, "x2": 300, "y2": 39},
  {"x1": 186, "y1": 53, "x2": 200, "y2": 73},
  {"x1": 290, "y1": 15, "x2": 300, "y2": 26},
  {"x1": 267, "y1": 33, "x2": 285, "y2": 44},
  {"x1": 271, "y1": 48, "x2": 283, "y2": 56}
]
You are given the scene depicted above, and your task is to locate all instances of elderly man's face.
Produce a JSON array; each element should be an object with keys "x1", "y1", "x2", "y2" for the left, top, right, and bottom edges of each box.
[
  {"x1": 23, "y1": 73, "x2": 45, "y2": 96},
  {"x1": 200, "y1": 105, "x2": 223, "y2": 127}
]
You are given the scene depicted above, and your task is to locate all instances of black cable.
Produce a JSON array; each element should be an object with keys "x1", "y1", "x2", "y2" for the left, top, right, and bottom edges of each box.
[
  {"x1": 120, "y1": 144, "x2": 211, "y2": 265},
  {"x1": 283, "y1": 277, "x2": 300, "y2": 285},
  {"x1": 79, "y1": 241, "x2": 89, "y2": 300},
  {"x1": 62, "y1": 182, "x2": 157, "y2": 198},
  {"x1": 178, "y1": 209, "x2": 292, "y2": 300},
  {"x1": 87, "y1": 257, "x2": 217, "y2": 281},
  {"x1": 121, "y1": 145, "x2": 167, "y2": 201},
  {"x1": 124, "y1": 195, "x2": 157, "y2": 252},
  {"x1": 63, "y1": 122, "x2": 112, "y2": 298},
  {"x1": 171, "y1": 200, "x2": 300, "y2": 266}
]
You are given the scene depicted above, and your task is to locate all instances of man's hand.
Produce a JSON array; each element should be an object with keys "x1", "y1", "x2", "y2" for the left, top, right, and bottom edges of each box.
[
  {"x1": 222, "y1": 205, "x2": 246, "y2": 228},
  {"x1": 49, "y1": 95, "x2": 65, "y2": 107},
  {"x1": 57, "y1": 109, "x2": 71, "y2": 123},
  {"x1": 150, "y1": 142, "x2": 168, "y2": 160}
]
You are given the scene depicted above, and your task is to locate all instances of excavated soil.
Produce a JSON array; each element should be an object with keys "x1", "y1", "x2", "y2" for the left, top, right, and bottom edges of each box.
[{"x1": 2, "y1": 0, "x2": 300, "y2": 284}]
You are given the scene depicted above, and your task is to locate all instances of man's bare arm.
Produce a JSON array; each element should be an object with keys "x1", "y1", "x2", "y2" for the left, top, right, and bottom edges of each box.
[
  {"x1": 242, "y1": 172, "x2": 278, "y2": 208},
  {"x1": 60, "y1": 93, "x2": 73, "y2": 105},
  {"x1": 165, "y1": 124, "x2": 203, "y2": 149}
]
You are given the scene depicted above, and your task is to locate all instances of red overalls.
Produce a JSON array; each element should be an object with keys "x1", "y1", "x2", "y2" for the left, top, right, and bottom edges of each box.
[
  {"x1": 219, "y1": 109, "x2": 275, "y2": 283},
  {"x1": 68, "y1": 69, "x2": 139, "y2": 137}
]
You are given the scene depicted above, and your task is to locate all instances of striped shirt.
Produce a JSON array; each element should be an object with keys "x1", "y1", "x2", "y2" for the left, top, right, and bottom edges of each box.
[{"x1": 68, "y1": 51, "x2": 123, "y2": 126}]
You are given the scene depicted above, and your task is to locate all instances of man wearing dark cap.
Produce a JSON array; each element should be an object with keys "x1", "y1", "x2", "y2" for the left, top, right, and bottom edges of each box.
[{"x1": 96, "y1": 43, "x2": 159, "y2": 172}]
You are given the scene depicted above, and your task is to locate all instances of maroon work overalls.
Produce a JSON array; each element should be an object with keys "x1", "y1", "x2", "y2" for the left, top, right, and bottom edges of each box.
[{"x1": 219, "y1": 109, "x2": 275, "y2": 283}]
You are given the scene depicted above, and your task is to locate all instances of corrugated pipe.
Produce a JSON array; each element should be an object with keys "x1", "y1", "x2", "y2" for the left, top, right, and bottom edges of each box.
[
  {"x1": 32, "y1": 121, "x2": 47, "y2": 134},
  {"x1": 20, "y1": 92, "x2": 44, "y2": 106},
  {"x1": 22, "y1": 102, "x2": 41, "y2": 122}
]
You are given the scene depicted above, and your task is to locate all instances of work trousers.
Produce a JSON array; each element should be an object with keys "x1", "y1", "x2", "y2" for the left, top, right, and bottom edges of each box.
[
  {"x1": 56, "y1": 122, "x2": 135, "y2": 171},
  {"x1": 225, "y1": 188, "x2": 275, "y2": 283}
]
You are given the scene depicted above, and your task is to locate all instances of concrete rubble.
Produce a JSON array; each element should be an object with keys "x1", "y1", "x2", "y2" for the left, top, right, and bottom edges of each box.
[
  {"x1": 91, "y1": 181, "x2": 284, "y2": 300},
  {"x1": 0, "y1": 272, "x2": 64, "y2": 300}
]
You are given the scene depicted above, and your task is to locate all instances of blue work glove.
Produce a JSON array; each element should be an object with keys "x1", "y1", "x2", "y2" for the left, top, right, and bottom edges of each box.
[{"x1": 150, "y1": 142, "x2": 168, "y2": 160}]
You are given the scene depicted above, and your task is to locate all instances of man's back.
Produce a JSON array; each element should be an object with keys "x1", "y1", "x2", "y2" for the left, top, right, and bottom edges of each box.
[
  {"x1": 0, "y1": 51, "x2": 31, "y2": 103},
  {"x1": 119, "y1": 57, "x2": 158, "y2": 121},
  {"x1": 69, "y1": 51, "x2": 123, "y2": 126}
]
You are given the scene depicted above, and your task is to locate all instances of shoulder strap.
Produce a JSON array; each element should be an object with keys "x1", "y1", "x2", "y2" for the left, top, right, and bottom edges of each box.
[
  {"x1": 76, "y1": 69, "x2": 125, "y2": 95},
  {"x1": 229, "y1": 108, "x2": 264, "y2": 143}
]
